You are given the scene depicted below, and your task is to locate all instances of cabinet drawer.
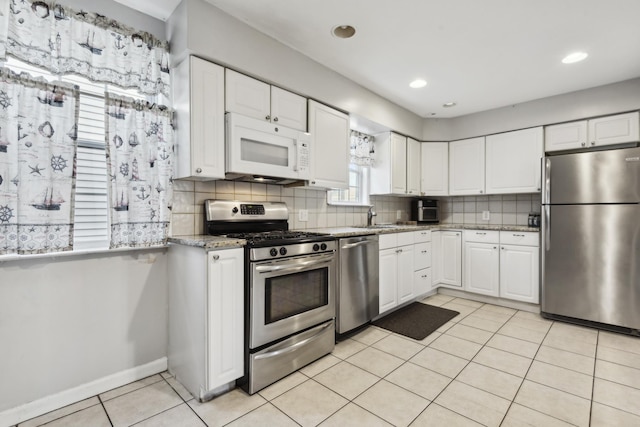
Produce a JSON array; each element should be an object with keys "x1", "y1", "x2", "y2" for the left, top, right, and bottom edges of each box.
[
  {"x1": 499, "y1": 231, "x2": 539, "y2": 247},
  {"x1": 414, "y1": 229, "x2": 432, "y2": 243},
  {"x1": 464, "y1": 230, "x2": 500, "y2": 243},
  {"x1": 379, "y1": 233, "x2": 397, "y2": 250},
  {"x1": 414, "y1": 242, "x2": 432, "y2": 270},
  {"x1": 414, "y1": 268, "x2": 432, "y2": 297},
  {"x1": 397, "y1": 232, "x2": 415, "y2": 247}
]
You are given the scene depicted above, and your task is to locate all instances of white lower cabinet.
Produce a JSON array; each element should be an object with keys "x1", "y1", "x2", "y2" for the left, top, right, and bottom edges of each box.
[
  {"x1": 463, "y1": 231, "x2": 500, "y2": 297},
  {"x1": 378, "y1": 232, "x2": 415, "y2": 314},
  {"x1": 499, "y1": 232, "x2": 540, "y2": 304},
  {"x1": 440, "y1": 231, "x2": 462, "y2": 288},
  {"x1": 168, "y1": 245, "x2": 244, "y2": 400}
]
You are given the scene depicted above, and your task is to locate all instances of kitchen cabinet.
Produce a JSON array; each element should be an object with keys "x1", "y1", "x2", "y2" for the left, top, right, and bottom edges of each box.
[
  {"x1": 307, "y1": 100, "x2": 349, "y2": 189},
  {"x1": 433, "y1": 230, "x2": 462, "y2": 288},
  {"x1": 225, "y1": 69, "x2": 307, "y2": 131},
  {"x1": 463, "y1": 230, "x2": 500, "y2": 297},
  {"x1": 414, "y1": 230, "x2": 432, "y2": 297},
  {"x1": 406, "y1": 137, "x2": 421, "y2": 195},
  {"x1": 499, "y1": 231, "x2": 540, "y2": 304},
  {"x1": 421, "y1": 142, "x2": 448, "y2": 196},
  {"x1": 449, "y1": 137, "x2": 485, "y2": 195},
  {"x1": 173, "y1": 56, "x2": 225, "y2": 180},
  {"x1": 168, "y1": 245, "x2": 244, "y2": 400},
  {"x1": 378, "y1": 232, "x2": 415, "y2": 314},
  {"x1": 545, "y1": 112, "x2": 640, "y2": 152},
  {"x1": 485, "y1": 127, "x2": 543, "y2": 194},
  {"x1": 370, "y1": 132, "x2": 408, "y2": 195}
]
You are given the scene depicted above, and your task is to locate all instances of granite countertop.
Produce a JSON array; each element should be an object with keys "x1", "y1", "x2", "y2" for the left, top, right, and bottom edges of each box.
[
  {"x1": 168, "y1": 235, "x2": 246, "y2": 249},
  {"x1": 168, "y1": 224, "x2": 540, "y2": 248}
]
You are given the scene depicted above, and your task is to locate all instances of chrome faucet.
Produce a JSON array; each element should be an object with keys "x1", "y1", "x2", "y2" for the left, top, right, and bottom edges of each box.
[{"x1": 367, "y1": 206, "x2": 377, "y2": 226}]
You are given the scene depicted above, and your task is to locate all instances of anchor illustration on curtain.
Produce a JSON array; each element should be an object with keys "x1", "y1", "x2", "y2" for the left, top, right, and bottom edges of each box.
[
  {"x1": 0, "y1": 67, "x2": 79, "y2": 254},
  {"x1": 105, "y1": 93, "x2": 173, "y2": 248}
]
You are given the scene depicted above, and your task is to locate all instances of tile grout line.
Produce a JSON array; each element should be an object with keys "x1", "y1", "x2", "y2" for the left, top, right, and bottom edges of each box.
[
  {"x1": 588, "y1": 331, "x2": 600, "y2": 427},
  {"x1": 97, "y1": 394, "x2": 114, "y2": 427}
]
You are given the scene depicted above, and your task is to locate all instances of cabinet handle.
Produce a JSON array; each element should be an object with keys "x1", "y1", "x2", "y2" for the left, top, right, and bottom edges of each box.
[
  {"x1": 396, "y1": 249, "x2": 403, "y2": 253},
  {"x1": 501, "y1": 247, "x2": 505, "y2": 250},
  {"x1": 422, "y1": 250, "x2": 428, "y2": 254},
  {"x1": 493, "y1": 246, "x2": 497, "y2": 249},
  {"x1": 212, "y1": 254, "x2": 220, "y2": 261},
  {"x1": 195, "y1": 168, "x2": 202, "y2": 174},
  {"x1": 273, "y1": 116, "x2": 278, "y2": 122},
  {"x1": 581, "y1": 142, "x2": 586, "y2": 147},
  {"x1": 480, "y1": 190, "x2": 483, "y2": 194},
  {"x1": 265, "y1": 115, "x2": 271, "y2": 120},
  {"x1": 513, "y1": 234, "x2": 525, "y2": 237},
  {"x1": 477, "y1": 232, "x2": 486, "y2": 235},
  {"x1": 591, "y1": 141, "x2": 596, "y2": 146}
]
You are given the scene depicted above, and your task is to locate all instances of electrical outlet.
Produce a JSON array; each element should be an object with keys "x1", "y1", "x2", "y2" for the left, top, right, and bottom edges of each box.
[
  {"x1": 299, "y1": 209, "x2": 308, "y2": 222},
  {"x1": 396, "y1": 210, "x2": 402, "y2": 220},
  {"x1": 482, "y1": 210, "x2": 490, "y2": 221}
]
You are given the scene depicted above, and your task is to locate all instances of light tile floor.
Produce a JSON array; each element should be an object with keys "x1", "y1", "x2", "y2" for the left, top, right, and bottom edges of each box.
[{"x1": 16, "y1": 294, "x2": 640, "y2": 427}]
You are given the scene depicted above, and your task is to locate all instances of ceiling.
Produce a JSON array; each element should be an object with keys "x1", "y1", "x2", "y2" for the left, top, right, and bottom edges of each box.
[{"x1": 116, "y1": 0, "x2": 640, "y2": 118}]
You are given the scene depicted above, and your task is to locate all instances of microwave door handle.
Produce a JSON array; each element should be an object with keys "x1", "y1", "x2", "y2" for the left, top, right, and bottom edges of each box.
[
  {"x1": 292, "y1": 140, "x2": 298, "y2": 172},
  {"x1": 253, "y1": 321, "x2": 334, "y2": 360},
  {"x1": 255, "y1": 254, "x2": 333, "y2": 273}
]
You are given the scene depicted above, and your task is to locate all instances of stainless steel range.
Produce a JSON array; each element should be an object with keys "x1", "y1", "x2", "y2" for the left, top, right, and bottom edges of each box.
[{"x1": 205, "y1": 200, "x2": 336, "y2": 394}]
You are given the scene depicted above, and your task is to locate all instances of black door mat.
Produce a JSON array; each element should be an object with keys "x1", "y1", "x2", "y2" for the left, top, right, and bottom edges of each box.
[{"x1": 372, "y1": 302, "x2": 460, "y2": 341}]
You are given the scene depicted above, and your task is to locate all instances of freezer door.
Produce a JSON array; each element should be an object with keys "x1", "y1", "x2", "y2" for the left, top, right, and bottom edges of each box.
[
  {"x1": 542, "y1": 146, "x2": 640, "y2": 204},
  {"x1": 541, "y1": 204, "x2": 640, "y2": 329}
]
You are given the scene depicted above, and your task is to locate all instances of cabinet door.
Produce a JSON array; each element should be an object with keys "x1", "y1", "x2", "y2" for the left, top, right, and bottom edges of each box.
[
  {"x1": 207, "y1": 248, "x2": 244, "y2": 390},
  {"x1": 449, "y1": 137, "x2": 485, "y2": 195},
  {"x1": 271, "y1": 86, "x2": 307, "y2": 131},
  {"x1": 544, "y1": 121, "x2": 587, "y2": 152},
  {"x1": 589, "y1": 112, "x2": 640, "y2": 147},
  {"x1": 379, "y1": 248, "x2": 398, "y2": 314},
  {"x1": 431, "y1": 231, "x2": 442, "y2": 287},
  {"x1": 414, "y1": 242, "x2": 431, "y2": 270},
  {"x1": 174, "y1": 56, "x2": 225, "y2": 179},
  {"x1": 464, "y1": 242, "x2": 499, "y2": 297},
  {"x1": 391, "y1": 133, "x2": 408, "y2": 194},
  {"x1": 486, "y1": 127, "x2": 543, "y2": 194},
  {"x1": 406, "y1": 138, "x2": 421, "y2": 195},
  {"x1": 397, "y1": 245, "x2": 415, "y2": 304},
  {"x1": 421, "y1": 142, "x2": 448, "y2": 196},
  {"x1": 414, "y1": 268, "x2": 432, "y2": 298},
  {"x1": 440, "y1": 231, "x2": 462, "y2": 287},
  {"x1": 307, "y1": 100, "x2": 349, "y2": 189},
  {"x1": 500, "y1": 244, "x2": 539, "y2": 303},
  {"x1": 225, "y1": 69, "x2": 270, "y2": 121}
]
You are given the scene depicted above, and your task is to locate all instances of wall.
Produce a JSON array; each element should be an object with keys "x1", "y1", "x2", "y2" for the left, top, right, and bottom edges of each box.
[
  {"x1": 171, "y1": 180, "x2": 412, "y2": 235},
  {"x1": 439, "y1": 194, "x2": 541, "y2": 227},
  {"x1": 167, "y1": 0, "x2": 424, "y2": 139}
]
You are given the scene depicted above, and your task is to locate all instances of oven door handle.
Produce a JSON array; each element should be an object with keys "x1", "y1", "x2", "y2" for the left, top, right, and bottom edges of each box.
[
  {"x1": 253, "y1": 322, "x2": 333, "y2": 361},
  {"x1": 255, "y1": 254, "x2": 334, "y2": 274}
]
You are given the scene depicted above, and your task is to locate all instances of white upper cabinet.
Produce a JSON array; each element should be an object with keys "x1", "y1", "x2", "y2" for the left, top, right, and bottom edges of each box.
[
  {"x1": 307, "y1": 100, "x2": 349, "y2": 189},
  {"x1": 449, "y1": 137, "x2": 485, "y2": 195},
  {"x1": 225, "y1": 69, "x2": 307, "y2": 131},
  {"x1": 371, "y1": 132, "x2": 408, "y2": 195},
  {"x1": 545, "y1": 112, "x2": 640, "y2": 152},
  {"x1": 173, "y1": 56, "x2": 225, "y2": 180},
  {"x1": 485, "y1": 127, "x2": 543, "y2": 194},
  {"x1": 421, "y1": 142, "x2": 448, "y2": 196},
  {"x1": 406, "y1": 137, "x2": 421, "y2": 195}
]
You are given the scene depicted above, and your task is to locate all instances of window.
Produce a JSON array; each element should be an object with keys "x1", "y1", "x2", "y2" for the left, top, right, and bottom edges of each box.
[
  {"x1": 327, "y1": 164, "x2": 370, "y2": 206},
  {"x1": 2, "y1": 57, "x2": 149, "y2": 250}
]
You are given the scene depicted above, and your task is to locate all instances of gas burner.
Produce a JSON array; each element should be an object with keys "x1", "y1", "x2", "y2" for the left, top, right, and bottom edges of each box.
[{"x1": 226, "y1": 230, "x2": 332, "y2": 247}]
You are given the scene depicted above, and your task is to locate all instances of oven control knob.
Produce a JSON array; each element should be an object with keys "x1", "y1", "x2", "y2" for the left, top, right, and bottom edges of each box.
[
  {"x1": 320, "y1": 243, "x2": 328, "y2": 251},
  {"x1": 232, "y1": 207, "x2": 238, "y2": 214},
  {"x1": 270, "y1": 248, "x2": 278, "y2": 257},
  {"x1": 279, "y1": 247, "x2": 287, "y2": 256},
  {"x1": 313, "y1": 244, "x2": 320, "y2": 251}
]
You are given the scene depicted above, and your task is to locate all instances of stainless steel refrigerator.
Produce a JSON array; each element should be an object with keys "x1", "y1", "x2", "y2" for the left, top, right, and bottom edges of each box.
[{"x1": 541, "y1": 146, "x2": 640, "y2": 332}]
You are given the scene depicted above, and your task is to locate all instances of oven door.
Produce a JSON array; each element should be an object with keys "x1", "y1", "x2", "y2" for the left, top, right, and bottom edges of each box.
[{"x1": 250, "y1": 252, "x2": 335, "y2": 349}]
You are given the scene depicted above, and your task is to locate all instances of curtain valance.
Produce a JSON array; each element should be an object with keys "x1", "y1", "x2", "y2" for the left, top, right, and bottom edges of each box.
[
  {"x1": 350, "y1": 130, "x2": 375, "y2": 166},
  {"x1": 1, "y1": 0, "x2": 170, "y2": 96}
]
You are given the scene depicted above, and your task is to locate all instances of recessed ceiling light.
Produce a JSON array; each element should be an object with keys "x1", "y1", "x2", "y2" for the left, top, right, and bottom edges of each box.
[
  {"x1": 332, "y1": 25, "x2": 356, "y2": 39},
  {"x1": 562, "y1": 52, "x2": 588, "y2": 64},
  {"x1": 409, "y1": 79, "x2": 427, "y2": 89},
  {"x1": 443, "y1": 102, "x2": 457, "y2": 108}
]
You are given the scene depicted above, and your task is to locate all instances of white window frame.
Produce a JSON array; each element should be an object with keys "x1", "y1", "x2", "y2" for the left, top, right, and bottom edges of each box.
[
  {"x1": 2, "y1": 57, "x2": 150, "y2": 252},
  {"x1": 327, "y1": 163, "x2": 371, "y2": 206}
]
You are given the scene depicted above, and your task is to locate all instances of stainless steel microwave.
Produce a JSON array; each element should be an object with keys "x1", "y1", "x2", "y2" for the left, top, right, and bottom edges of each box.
[{"x1": 411, "y1": 199, "x2": 439, "y2": 223}]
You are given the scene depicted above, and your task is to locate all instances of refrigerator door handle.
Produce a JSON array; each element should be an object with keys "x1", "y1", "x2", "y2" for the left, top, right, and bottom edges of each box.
[
  {"x1": 544, "y1": 204, "x2": 551, "y2": 251},
  {"x1": 542, "y1": 157, "x2": 551, "y2": 205}
]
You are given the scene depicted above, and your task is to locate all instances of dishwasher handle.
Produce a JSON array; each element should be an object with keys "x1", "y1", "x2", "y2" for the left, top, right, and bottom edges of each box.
[{"x1": 341, "y1": 239, "x2": 376, "y2": 250}]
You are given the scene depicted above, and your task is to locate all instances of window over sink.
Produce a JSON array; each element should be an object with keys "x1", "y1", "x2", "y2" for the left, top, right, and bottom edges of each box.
[{"x1": 327, "y1": 163, "x2": 370, "y2": 206}]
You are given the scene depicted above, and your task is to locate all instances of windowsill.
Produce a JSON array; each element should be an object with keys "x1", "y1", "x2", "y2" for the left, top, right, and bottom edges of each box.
[{"x1": 0, "y1": 244, "x2": 168, "y2": 263}]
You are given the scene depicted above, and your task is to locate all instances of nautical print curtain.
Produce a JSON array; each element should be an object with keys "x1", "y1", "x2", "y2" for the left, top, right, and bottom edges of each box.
[
  {"x1": 0, "y1": 68, "x2": 79, "y2": 255},
  {"x1": 350, "y1": 130, "x2": 375, "y2": 166},
  {"x1": 1, "y1": 0, "x2": 170, "y2": 97},
  {"x1": 105, "y1": 93, "x2": 173, "y2": 248}
]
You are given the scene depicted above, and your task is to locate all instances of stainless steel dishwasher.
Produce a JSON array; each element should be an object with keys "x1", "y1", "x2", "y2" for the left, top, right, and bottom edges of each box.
[{"x1": 336, "y1": 235, "x2": 379, "y2": 334}]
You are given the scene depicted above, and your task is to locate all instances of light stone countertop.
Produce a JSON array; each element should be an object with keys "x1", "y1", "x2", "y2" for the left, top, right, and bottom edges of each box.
[{"x1": 168, "y1": 224, "x2": 540, "y2": 248}]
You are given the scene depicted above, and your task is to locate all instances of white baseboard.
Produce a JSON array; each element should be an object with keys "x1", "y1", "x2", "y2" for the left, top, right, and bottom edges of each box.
[
  {"x1": 437, "y1": 288, "x2": 540, "y2": 313},
  {"x1": 0, "y1": 357, "x2": 167, "y2": 427}
]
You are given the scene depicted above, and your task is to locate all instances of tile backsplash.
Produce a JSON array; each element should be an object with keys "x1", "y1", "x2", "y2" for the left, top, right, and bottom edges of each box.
[
  {"x1": 439, "y1": 194, "x2": 542, "y2": 226},
  {"x1": 171, "y1": 180, "x2": 412, "y2": 235}
]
